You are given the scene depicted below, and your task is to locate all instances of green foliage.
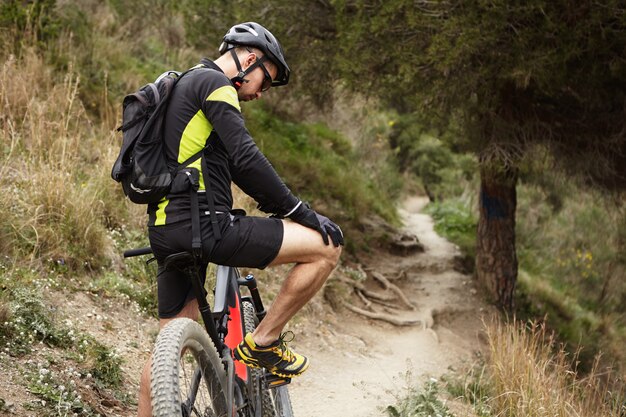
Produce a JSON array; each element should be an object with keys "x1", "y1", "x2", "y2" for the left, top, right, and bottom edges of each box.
[
  {"x1": 180, "y1": 0, "x2": 236, "y2": 51},
  {"x1": 515, "y1": 183, "x2": 626, "y2": 371},
  {"x1": 0, "y1": 284, "x2": 72, "y2": 355},
  {"x1": 79, "y1": 338, "x2": 123, "y2": 387},
  {"x1": 335, "y1": 0, "x2": 626, "y2": 189},
  {"x1": 0, "y1": 0, "x2": 61, "y2": 48},
  {"x1": 426, "y1": 200, "x2": 478, "y2": 259},
  {"x1": 245, "y1": 102, "x2": 401, "y2": 249},
  {"x1": 389, "y1": 114, "x2": 477, "y2": 200},
  {"x1": 23, "y1": 344, "x2": 124, "y2": 416},
  {"x1": 387, "y1": 380, "x2": 454, "y2": 417}
]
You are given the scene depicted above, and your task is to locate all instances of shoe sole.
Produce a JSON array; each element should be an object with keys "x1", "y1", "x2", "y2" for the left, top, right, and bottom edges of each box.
[{"x1": 267, "y1": 361, "x2": 309, "y2": 378}]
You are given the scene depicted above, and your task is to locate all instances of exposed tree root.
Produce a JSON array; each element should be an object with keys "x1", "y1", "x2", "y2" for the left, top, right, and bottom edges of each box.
[
  {"x1": 370, "y1": 271, "x2": 416, "y2": 310},
  {"x1": 342, "y1": 303, "x2": 421, "y2": 326},
  {"x1": 361, "y1": 292, "x2": 398, "y2": 309},
  {"x1": 338, "y1": 267, "x2": 420, "y2": 326},
  {"x1": 356, "y1": 289, "x2": 373, "y2": 310},
  {"x1": 338, "y1": 277, "x2": 395, "y2": 302},
  {"x1": 365, "y1": 266, "x2": 407, "y2": 282}
]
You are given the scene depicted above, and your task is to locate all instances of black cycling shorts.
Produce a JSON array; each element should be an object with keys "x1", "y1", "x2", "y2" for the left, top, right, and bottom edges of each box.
[{"x1": 148, "y1": 213, "x2": 284, "y2": 318}]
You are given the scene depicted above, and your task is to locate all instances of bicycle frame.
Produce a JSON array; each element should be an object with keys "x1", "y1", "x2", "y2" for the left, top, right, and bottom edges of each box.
[
  {"x1": 124, "y1": 247, "x2": 285, "y2": 417},
  {"x1": 179, "y1": 255, "x2": 269, "y2": 416},
  {"x1": 213, "y1": 266, "x2": 266, "y2": 379},
  {"x1": 211, "y1": 265, "x2": 265, "y2": 414}
]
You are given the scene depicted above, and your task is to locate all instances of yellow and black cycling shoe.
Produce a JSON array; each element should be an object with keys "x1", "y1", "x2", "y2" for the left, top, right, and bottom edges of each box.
[{"x1": 234, "y1": 332, "x2": 309, "y2": 378}]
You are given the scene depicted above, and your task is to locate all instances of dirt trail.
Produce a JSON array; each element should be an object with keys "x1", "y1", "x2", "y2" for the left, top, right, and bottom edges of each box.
[{"x1": 289, "y1": 197, "x2": 488, "y2": 417}]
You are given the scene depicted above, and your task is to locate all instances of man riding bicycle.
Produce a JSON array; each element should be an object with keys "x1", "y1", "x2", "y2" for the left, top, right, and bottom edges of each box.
[{"x1": 137, "y1": 22, "x2": 343, "y2": 416}]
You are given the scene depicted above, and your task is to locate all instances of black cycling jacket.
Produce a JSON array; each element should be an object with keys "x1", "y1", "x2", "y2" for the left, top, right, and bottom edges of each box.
[{"x1": 147, "y1": 59, "x2": 298, "y2": 226}]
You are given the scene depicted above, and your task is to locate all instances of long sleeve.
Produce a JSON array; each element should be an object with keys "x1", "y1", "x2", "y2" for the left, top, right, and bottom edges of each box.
[{"x1": 202, "y1": 87, "x2": 299, "y2": 215}]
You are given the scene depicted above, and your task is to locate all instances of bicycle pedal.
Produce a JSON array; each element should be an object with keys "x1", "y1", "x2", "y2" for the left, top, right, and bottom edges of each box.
[{"x1": 264, "y1": 373, "x2": 291, "y2": 388}]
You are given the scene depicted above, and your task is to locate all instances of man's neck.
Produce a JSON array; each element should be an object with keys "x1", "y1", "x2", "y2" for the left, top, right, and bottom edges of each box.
[{"x1": 213, "y1": 54, "x2": 237, "y2": 79}]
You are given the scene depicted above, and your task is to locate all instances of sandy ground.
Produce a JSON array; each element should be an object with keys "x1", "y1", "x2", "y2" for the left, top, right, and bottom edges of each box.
[{"x1": 288, "y1": 197, "x2": 489, "y2": 417}]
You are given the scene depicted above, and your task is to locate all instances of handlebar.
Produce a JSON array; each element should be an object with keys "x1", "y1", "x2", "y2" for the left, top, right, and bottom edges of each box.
[{"x1": 123, "y1": 247, "x2": 153, "y2": 258}]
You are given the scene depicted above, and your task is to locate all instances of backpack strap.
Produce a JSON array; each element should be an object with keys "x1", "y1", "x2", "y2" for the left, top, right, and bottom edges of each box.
[
  {"x1": 184, "y1": 169, "x2": 203, "y2": 259},
  {"x1": 177, "y1": 147, "x2": 206, "y2": 169},
  {"x1": 174, "y1": 132, "x2": 222, "y2": 246},
  {"x1": 189, "y1": 184, "x2": 203, "y2": 259},
  {"x1": 200, "y1": 132, "x2": 222, "y2": 242}
]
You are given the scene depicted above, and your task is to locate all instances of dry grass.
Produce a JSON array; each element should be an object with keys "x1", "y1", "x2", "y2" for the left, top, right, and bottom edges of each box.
[
  {"x1": 0, "y1": 47, "x2": 123, "y2": 271},
  {"x1": 483, "y1": 318, "x2": 624, "y2": 417}
]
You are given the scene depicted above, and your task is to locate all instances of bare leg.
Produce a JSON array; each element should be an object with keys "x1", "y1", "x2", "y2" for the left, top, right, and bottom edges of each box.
[
  {"x1": 137, "y1": 299, "x2": 199, "y2": 417},
  {"x1": 251, "y1": 220, "x2": 341, "y2": 346}
]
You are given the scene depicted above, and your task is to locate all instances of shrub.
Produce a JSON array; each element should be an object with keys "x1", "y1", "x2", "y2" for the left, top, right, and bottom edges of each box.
[
  {"x1": 516, "y1": 183, "x2": 626, "y2": 372},
  {"x1": 387, "y1": 379, "x2": 454, "y2": 417},
  {"x1": 0, "y1": 284, "x2": 72, "y2": 355},
  {"x1": 426, "y1": 198, "x2": 478, "y2": 259}
]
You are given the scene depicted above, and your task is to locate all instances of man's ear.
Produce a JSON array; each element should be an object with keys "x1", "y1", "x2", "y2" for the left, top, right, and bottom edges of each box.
[{"x1": 243, "y1": 51, "x2": 256, "y2": 70}]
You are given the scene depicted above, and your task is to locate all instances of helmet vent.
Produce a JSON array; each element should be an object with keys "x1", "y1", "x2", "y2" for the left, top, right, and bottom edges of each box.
[{"x1": 236, "y1": 25, "x2": 259, "y2": 37}]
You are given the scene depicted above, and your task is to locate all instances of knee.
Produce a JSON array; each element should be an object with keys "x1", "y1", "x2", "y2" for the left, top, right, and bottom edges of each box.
[{"x1": 320, "y1": 243, "x2": 342, "y2": 270}]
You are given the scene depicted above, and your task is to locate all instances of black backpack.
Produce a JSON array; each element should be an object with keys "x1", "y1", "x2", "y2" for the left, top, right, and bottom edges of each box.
[{"x1": 111, "y1": 66, "x2": 206, "y2": 204}]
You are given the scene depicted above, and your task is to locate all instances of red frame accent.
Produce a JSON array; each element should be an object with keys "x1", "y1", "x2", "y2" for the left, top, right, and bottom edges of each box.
[{"x1": 224, "y1": 295, "x2": 248, "y2": 381}]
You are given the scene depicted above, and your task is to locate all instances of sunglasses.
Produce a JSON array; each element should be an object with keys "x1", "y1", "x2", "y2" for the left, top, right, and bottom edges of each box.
[{"x1": 259, "y1": 62, "x2": 273, "y2": 92}]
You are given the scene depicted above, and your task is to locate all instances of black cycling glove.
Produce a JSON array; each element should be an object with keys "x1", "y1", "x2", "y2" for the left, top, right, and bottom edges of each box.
[{"x1": 288, "y1": 202, "x2": 344, "y2": 247}]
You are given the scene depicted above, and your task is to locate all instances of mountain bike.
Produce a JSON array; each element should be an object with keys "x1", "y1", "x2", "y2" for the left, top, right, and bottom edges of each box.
[{"x1": 124, "y1": 247, "x2": 294, "y2": 417}]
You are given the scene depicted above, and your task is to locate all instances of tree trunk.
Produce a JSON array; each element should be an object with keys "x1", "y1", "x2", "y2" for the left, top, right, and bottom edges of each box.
[{"x1": 476, "y1": 165, "x2": 518, "y2": 311}]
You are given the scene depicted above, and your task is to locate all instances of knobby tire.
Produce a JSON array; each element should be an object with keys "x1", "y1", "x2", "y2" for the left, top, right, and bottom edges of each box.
[{"x1": 150, "y1": 318, "x2": 229, "y2": 417}]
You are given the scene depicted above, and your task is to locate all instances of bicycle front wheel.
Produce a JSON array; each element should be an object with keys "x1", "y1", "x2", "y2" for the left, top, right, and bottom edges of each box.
[
  {"x1": 242, "y1": 301, "x2": 294, "y2": 417},
  {"x1": 151, "y1": 318, "x2": 229, "y2": 417}
]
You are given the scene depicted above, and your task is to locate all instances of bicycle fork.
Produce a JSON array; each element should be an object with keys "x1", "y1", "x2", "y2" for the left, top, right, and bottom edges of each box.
[{"x1": 237, "y1": 274, "x2": 266, "y2": 322}]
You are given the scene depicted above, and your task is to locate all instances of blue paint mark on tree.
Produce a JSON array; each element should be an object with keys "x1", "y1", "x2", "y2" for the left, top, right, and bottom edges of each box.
[{"x1": 481, "y1": 189, "x2": 508, "y2": 220}]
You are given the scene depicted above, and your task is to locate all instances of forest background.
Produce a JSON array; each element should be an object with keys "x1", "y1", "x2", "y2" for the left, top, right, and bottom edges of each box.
[{"x1": 0, "y1": 0, "x2": 624, "y2": 416}]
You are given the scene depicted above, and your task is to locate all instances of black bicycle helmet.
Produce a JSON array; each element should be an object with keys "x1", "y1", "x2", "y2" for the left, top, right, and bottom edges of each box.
[{"x1": 219, "y1": 22, "x2": 290, "y2": 87}]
